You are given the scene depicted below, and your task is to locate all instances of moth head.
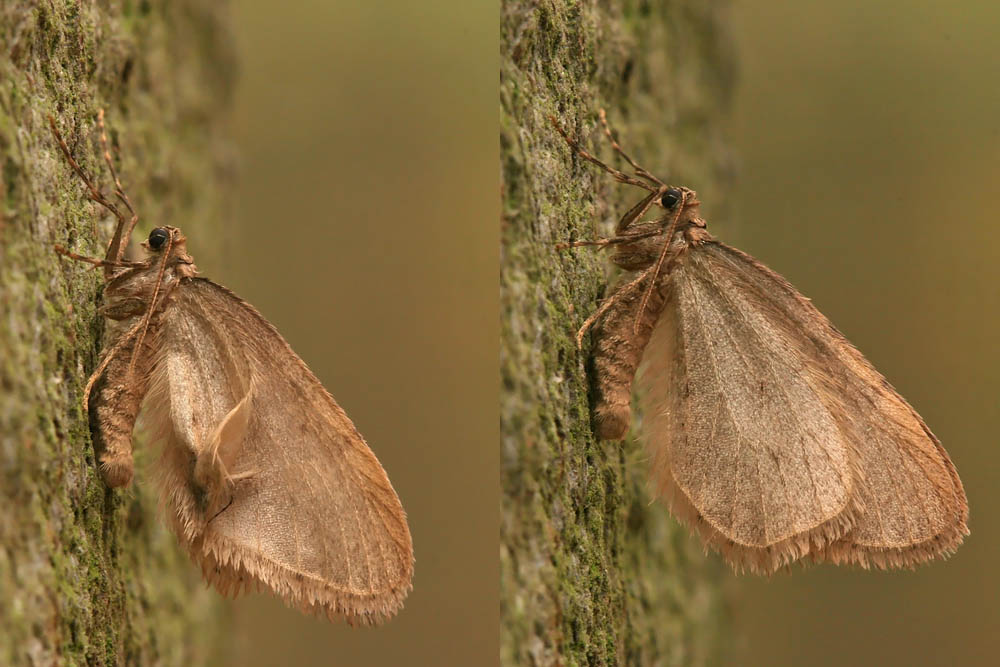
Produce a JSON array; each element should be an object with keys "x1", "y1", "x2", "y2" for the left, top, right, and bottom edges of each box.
[
  {"x1": 657, "y1": 186, "x2": 700, "y2": 212},
  {"x1": 656, "y1": 186, "x2": 706, "y2": 236},
  {"x1": 658, "y1": 187, "x2": 682, "y2": 211},
  {"x1": 141, "y1": 226, "x2": 197, "y2": 275},
  {"x1": 142, "y1": 226, "x2": 188, "y2": 253},
  {"x1": 146, "y1": 227, "x2": 170, "y2": 251}
]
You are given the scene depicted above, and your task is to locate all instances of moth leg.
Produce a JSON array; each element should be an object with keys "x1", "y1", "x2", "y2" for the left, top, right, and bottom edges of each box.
[
  {"x1": 95, "y1": 109, "x2": 140, "y2": 266},
  {"x1": 575, "y1": 265, "x2": 656, "y2": 348},
  {"x1": 53, "y1": 244, "x2": 143, "y2": 269},
  {"x1": 615, "y1": 191, "x2": 666, "y2": 234},
  {"x1": 556, "y1": 228, "x2": 663, "y2": 250},
  {"x1": 99, "y1": 297, "x2": 149, "y2": 321},
  {"x1": 48, "y1": 113, "x2": 138, "y2": 278}
]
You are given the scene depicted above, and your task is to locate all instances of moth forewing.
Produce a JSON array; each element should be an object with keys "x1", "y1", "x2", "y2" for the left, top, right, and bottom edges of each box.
[
  {"x1": 639, "y1": 242, "x2": 867, "y2": 573},
  {"x1": 690, "y1": 242, "x2": 967, "y2": 569},
  {"x1": 51, "y1": 116, "x2": 413, "y2": 624},
  {"x1": 552, "y1": 111, "x2": 968, "y2": 573}
]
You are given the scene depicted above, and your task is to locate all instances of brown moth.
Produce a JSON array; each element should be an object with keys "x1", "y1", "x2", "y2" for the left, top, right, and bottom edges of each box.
[
  {"x1": 552, "y1": 110, "x2": 968, "y2": 574},
  {"x1": 50, "y1": 113, "x2": 413, "y2": 624}
]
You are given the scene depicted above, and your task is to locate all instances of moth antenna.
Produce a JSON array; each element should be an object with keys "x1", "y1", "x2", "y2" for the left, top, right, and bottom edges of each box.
[
  {"x1": 97, "y1": 109, "x2": 140, "y2": 265},
  {"x1": 48, "y1": 115, "x2": 133, "y2": 279},
  {"x1": 127, "y1": 232, "x2": 174, "y2": 378},
  {"x1": 598, "y1": 108, "x2": 664, "y2": 187},
  {"x1": 632, "y1": 190, "x2": 686, "y2": 335},
  {"x1": 575, "y1": 264, "x2": 657, "y2": 349},
  {"x1": 548, "y1": 115, "x2": 657, "y2": 192}
]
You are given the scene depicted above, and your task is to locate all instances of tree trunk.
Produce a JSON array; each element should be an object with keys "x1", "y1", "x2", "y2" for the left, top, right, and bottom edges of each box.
[
  {"x1": 0, "y1": 2, "x2": 235, "y2": 664},
  {"x1": 501, "y1": 1, "x2": 735, "y2": 664}
]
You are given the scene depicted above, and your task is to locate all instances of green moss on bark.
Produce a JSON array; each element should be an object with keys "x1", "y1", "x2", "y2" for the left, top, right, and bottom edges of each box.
[
  {"x1": 501, "y1": 1, "x2": 735, "y2": 664},
  {"x1": 0, "y1": 2, "x2": 235, "y2": 664}
]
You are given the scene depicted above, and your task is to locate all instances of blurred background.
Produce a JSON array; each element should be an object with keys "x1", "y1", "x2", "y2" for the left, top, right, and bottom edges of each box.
[
  {"x1": 722, "y1": 1, "x2": 1000, "y2": 665},
  {"x1": 211, "y1": 2, "x2": 496, "y2": 664}
]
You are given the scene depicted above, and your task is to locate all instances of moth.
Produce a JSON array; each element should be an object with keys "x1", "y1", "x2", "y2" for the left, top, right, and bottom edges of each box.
[
  {"x1": 50, "y1": 113, "x2": 413, "y2": 624},
  {"x1": 552, "y1": 110, "x2": 968, "y2": 573}
]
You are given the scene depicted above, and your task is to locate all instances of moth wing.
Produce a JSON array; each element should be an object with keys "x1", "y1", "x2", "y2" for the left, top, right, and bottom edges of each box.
[
  {"x1": 640, "y1": 241, "x2": 966, "y2": 572},
  {"x1": 640, "y1": 242, "x2": 862, "y2": 573},
  {"x1": 701, "y1": 244, "x2": 968, "y2": 569},
  {"x1": 145, "y1": 277, "x2": 412, "y2": 624}
]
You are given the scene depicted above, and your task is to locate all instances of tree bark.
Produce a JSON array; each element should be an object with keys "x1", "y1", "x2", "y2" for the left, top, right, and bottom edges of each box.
[
  {"x1": 0, "y1": 2, "x2": 235, "y2": 664},
  {"x1": 501, "y1": 1, "x2": 735, "y2": 664}
]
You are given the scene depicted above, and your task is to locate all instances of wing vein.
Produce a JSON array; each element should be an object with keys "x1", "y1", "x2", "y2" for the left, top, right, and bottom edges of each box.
[{"x1": 681, "y1": 276, "x2": 763, "y2": 541}]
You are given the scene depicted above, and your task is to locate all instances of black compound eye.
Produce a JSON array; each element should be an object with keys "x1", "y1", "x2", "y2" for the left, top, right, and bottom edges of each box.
[
  {"x1": 660, "y1": 188, "x2": 682, "y2": 210},
  {"x1": 148, "y1": 227, "x2": 169, "y2": 250}
]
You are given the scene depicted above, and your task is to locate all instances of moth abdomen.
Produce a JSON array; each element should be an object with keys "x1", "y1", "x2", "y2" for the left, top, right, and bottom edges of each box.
[
  {"x1": 89, "y1": 334, "x2": 155, "y2": 488},
  {"x1": 591, "y1": 272, "x2": 669, "y2": 441},
  {"x1": 89, "y1": 389, "x2": 138, "y2": 487}
]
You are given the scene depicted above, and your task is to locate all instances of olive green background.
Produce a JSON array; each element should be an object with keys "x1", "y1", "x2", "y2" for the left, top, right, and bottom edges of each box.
[
  {"x1": 209, "y1": 2, "x2": 496, "y2": 665},
  {"x1": 722, "y1": 1, "x2": 999, "y2": 665}
]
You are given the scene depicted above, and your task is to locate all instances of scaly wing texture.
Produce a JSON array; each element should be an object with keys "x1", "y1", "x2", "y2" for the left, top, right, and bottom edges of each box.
[
  {"x1": 143, "y1": 277, "x2": 412, "y2": 624},
  {"x1": 640, "y1": 243, "x2": 862, "y2": 573},
  {"x1": 640, "y1": 241, "x2": 967, "y2": 573}
]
